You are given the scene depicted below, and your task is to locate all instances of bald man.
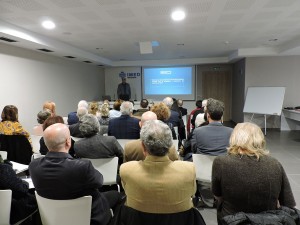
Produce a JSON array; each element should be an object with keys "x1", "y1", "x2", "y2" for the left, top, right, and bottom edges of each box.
[
  {"x1": 123, "y1": 111, "x2": 179, "y2": 162},
  {"x1": 29, "y1": 123, "x2": 120, "y2": 225}
]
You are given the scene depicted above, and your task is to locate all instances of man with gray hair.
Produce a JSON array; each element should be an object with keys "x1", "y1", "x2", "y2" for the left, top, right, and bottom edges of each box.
[
  {"x1": 191, "y1": 98, "x2": 233, "y2": 156},
  {"x1": 69, "y1": 107, "x2": 88, "y2": 138},
  {"x1": 124, "y1": 111, "x2": 178, "y2": 162},
  {"x1": 120, "y1": 120, "x2": 196, "y2": 213},
  {"x1": 163, "y1": 96, "x2": 180, "y2": 127},
  {"x1": 67, "y1": 100, "x2": 89, "y2": 125},
  {"x1": 74, "y1": 114, "x2": 123, "y2": 161},
  {"x1": 108, "y1": 101, "x2": 140, "y2": 139}
]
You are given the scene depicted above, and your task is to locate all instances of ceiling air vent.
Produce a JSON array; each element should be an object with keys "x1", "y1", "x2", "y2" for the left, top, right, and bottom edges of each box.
[
  {"x1": 0, "y1": 36, "x2": 17, "y2": 42},
  {"x1": 97, "y1": 65, "x2": 104, "y2": 67},
  {"x1": 83, "y1": 61, "x2": 92, "y2": 63},
  {"x1": 64, "y1": 56, "x2": 76, "y2": 59},
  {"x1": 37, "y1": 48, "x2": 54, "y2": 52}
]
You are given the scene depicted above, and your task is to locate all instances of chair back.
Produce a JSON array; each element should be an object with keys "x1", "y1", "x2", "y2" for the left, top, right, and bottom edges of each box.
[
  {"x1": 192, "y1": 154, "x2": 216, "y2": 183},
  {"x1": 0, "y1": 135, "x2": 32, "y2": 165},
  {"x1": 0, "y1": 189, "x2": 12, "y2": 225},
  {"x1": 0, "y1": 151, "x2": 8, "y2": 160},
  {"x1": 35, "y1": 192, "x2": 92, "y2": 225},
  {"x1": 83, "y1": 157, "x2": 118, "y2": 186},
  {"x1": 30, "y1": 135, "x2": 41, "y2": 153}
]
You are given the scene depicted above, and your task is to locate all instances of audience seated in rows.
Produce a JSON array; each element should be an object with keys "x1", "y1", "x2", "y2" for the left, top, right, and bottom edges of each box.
[
  {"x1": 69, "y1": 107, "x2": 88, "y2": 138},
  {"x1": 0, "y1": 105, "x2": 32, "y2": 144},
  {"x1": 124, "y1": 111, "x2": 178, "y2": 162},
  {"x1": 29, "y1": 123, "x2": 122, "y2": 225},
  {"x1": 74, "y1": 114, "x2": 123, "y2": 162},
  {"x1": 42, "y1": 101, "x2": 56, "y2": 116},
  {"x1": 109, "y1": 99, "x2": 123, "y2": 118},
  {"x1": 32, "y1": 110, "x2": 51, "y2": 136},
  {"x1": 120, "y1": 120, "x2": 196, "y2": 213},
  {"x1": 212, "y1": 122, "x2": 296, "y2": 223},
  {"x1": 132, "y1": 99, "x2": 149, "y2": 117},
  {"x1": 67, "y1": 100, "x2": 88, "y2": 125},
  {"x1": 39, "y1": 116, "x2": 76, "y2": 158},
  {"x1": 0, "y1": 154, "x2": 38, "y2": 224},
  {"x1": 98, "y1": 102, "x2": 110, "y2": 135},
  {"x1": 191, "y1": 98, "x2": 232, "y2": 156},
  {"x1": 151, "y1": 102, "x2": 177, "y2": 140},
  {"x1": 108, "y1": 101, "x2": 140, "y2": 139}
]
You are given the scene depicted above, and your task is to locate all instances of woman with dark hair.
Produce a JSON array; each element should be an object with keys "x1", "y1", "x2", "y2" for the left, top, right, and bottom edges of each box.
[
  {"x1": 39, "y1": 116, "x2": 76, "y2": 157},
  {"x1": 0, "y1": 154, "x2": 38, "y2": 224},
  {"x1": 0, "y1": 105, "x2": 31, "y2": 143}
]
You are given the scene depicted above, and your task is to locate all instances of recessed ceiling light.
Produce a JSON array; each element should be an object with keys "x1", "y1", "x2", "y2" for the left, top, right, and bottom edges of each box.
[
  {"x1": 42, "y1": 20, "x2": 56, "y2": 30},
  {"x1": 171, "y1": 10, "x2": 186, "y2": 21}
]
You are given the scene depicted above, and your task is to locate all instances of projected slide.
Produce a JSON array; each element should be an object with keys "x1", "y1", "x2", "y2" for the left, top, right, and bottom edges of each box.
[{"x1": 144, "y1": 67, "x2": 192, "y2": 95}]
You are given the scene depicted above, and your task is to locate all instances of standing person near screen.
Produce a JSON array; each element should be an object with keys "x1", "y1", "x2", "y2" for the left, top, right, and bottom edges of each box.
[{"x1": 117, "y1": 77, "x2": 131, "y2": 101}]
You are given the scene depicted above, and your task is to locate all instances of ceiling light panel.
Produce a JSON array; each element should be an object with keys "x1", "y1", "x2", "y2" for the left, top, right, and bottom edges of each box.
[
  {"x1": 6, "y1": 0, "x2": 47, "y2": 11},
  {"x1": 224, "y1": 0, "x2": 256, "y2": 11},
  {"x1": 106, "y1": 8, "x2": 135, "y2": 18},
  {"x1": 49, "y1": 0, "x2": 86, "y2": 8},
  {"x1": 263, "y1": 0, "x2": 298, "y2": 8}
]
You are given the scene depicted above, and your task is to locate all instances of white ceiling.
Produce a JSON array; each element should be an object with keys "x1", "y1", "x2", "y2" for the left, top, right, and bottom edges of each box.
[{"x1": 1, "y1": 0, "x2": 300, "y2": 67}]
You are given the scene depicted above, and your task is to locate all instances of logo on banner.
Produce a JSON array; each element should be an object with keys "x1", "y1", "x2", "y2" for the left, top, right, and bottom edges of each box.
[{"x1": 119, "y1": 71, "x2": 141, "y2": 79}]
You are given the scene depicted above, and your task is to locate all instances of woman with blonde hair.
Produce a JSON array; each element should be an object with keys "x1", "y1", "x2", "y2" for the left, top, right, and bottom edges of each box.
[
  {"x1": 212, "y1": 122, "x2": 295, "y2": 223},
  {"x1": 43, "y1": 101, "x2": 56, "y2": 116}
]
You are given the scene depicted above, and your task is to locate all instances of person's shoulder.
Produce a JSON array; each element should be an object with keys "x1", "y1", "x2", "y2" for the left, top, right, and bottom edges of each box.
[{"x1": 120, "y1": 160, "x2": 140, "y2": 173}]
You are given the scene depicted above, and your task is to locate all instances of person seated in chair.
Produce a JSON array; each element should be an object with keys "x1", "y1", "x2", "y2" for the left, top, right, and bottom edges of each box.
[
  {"x1": 69, "y1": 107, "x2": 88, "y2": 138},
  {"x1": 29, "y1": 123, "x2": 121, "y2": 225},
  {"x1": 133, "y1": 99, "x2": 149, "y2": 117},
  {"x1": 120, "y1": 120, "x2": 196, "y2": 214},
  {"x1": 124, "y1": 111, "x2": 178, "y2": 162},
  {"x1": 212, "y1": 122, "x2": 296, "y2": 223}
]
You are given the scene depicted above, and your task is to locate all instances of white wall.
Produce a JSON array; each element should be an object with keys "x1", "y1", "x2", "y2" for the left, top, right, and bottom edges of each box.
[
  {"x1": 0, "y1": 43, "x2": 105, "y2": 132},
  {"x1": 245, "y1": 56, "x2": 300, "y2": 128}
]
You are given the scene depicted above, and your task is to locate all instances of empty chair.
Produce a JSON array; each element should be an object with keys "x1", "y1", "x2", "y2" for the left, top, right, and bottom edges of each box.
[
  {"x1": 83, "y1": 157, "x2": 119, "y2": 191},
  {"x1": 0, "y1": 151, "x2": 7, "y2": 160},
  {"x1": 0, "y1": 135, "x2": 32, "y2": 165},
  {"x1": 35, "y1": 192, "x2": 92, "y2": 225}
]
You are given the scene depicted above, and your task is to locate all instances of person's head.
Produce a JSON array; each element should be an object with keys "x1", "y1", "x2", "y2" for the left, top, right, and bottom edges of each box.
[
  {"x1": 78, "y1": 100, "x2": 88, "y2": 109},
  {"x1": 228, "y1": 122, "x2": 269, "y2": 159},
  {"x1": 206, "y1": 98, "x2": 224, "y2": 121},
  {"x1": 113, "y1": 99, "x2": 123, "y2": 111},
  {"x1": 177, "y1": 99, "x2": 183, "y2": 107},
  {"x1": 88, "y1": 102, "x2": 99, "y2": 115},
  {"x1": 151, "y1": 102, "x2": 170, "y2": 122},
  {"x1": 122, "y1": 77, "x2": 126, "y2": 84},
  {"x1": 42, "y1": 115, "x2": 64, "y2": 131},
  {"x1": 162, "y1": 97, "x2": 173, "y2": 109},
  {"x1": 141, "y1": 120, "x2": 173, "y2": 157},
  {"x1": 195, "y1": 113, "x2": 206, "y2": 127},
  {"x1": 140, "y1": 99, "x2": 149, "y2": 109},
  {"x1": 100, "y1": 103, "x2": 110, "y2": 117},
  {"x1": 1, "y1": 105, "x2": 18, "y2": 122},
  {"x1": 43, "y1": 123, "x2": 71, "y2": 153},
  {"x1": 37, "y1": 110, "x2": 51, "y2": 124},
  {"x1": 120, "y1": 101, "x2": 134, "y2": 115},
  {"x1": 77, "y1": 107, "x2": 88, "y2": 120},
  {"x1": 43, "y1": 101, "x2": 56, "y2": 115},
  {"x1": 79, "y1": 114, "x2": 100, "y2": 137},
  {"x1": 196, "y1": 100, "x2": 202, "y2": 108},
  {"x1": 140, "y1": 111, "x2": 157, "y2": 127}
]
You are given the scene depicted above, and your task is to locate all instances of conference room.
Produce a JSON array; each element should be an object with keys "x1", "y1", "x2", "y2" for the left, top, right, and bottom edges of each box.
[{"x1": 1, "y1": 0, "x2": 300, "y2": 224}]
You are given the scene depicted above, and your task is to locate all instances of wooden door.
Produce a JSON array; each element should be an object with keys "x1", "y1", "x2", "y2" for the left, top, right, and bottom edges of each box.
[{"x1": 202, "y1": 71, "x2": 231, "y2": 121}]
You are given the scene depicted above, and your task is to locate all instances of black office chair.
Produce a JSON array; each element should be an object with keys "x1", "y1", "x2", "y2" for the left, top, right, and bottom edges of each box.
[{"x1": 0, "y1": 135, "x2": 32, "y2": 165}]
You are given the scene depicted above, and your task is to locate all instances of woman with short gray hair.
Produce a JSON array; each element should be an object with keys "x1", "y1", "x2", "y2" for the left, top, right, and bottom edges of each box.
[{"x1": 75, "y1": 114, "x2": 123, "y2": 161}]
